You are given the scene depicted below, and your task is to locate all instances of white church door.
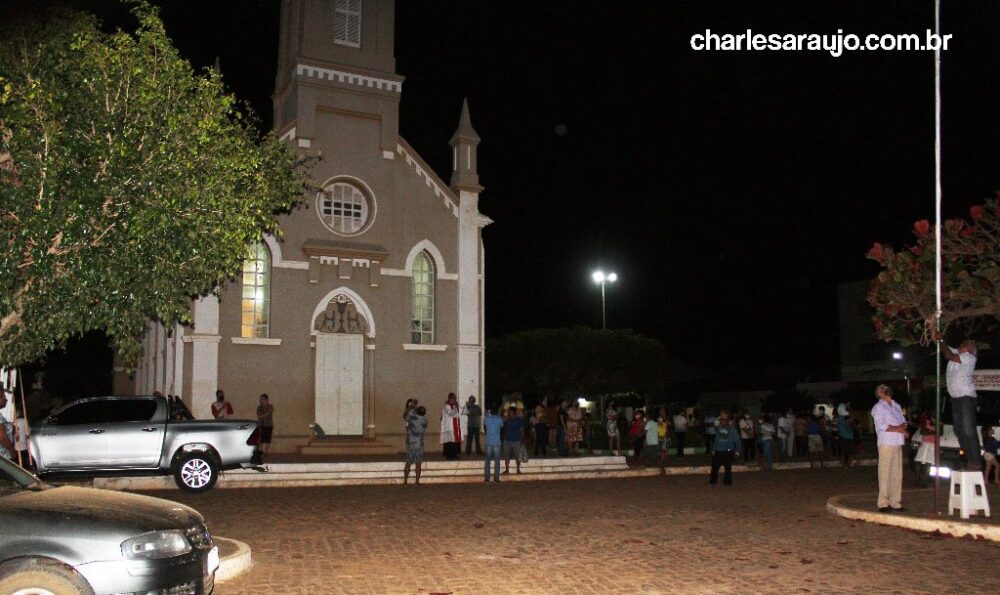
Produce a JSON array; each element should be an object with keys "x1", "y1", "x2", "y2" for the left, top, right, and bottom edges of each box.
[
  {"x1": 314, "y1": 333, "x2": 364, "y2": 435},
  {"x1": 313, "y1": 294, "x2": 370, "y2": 436}
]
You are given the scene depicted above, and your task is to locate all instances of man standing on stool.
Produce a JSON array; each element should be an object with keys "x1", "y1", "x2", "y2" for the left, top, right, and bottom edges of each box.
[
  {"x1": 941, "y1": 339, "x2": 981, "y2": 470},
  {"x1": 872, "y1": 384, "x2": 908, "y2": 513}
]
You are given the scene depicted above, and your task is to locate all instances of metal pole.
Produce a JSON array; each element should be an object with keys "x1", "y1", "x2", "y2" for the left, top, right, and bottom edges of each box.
[
  {"x1": 600, "y1": 280, "x2": 607, "y2": 330},
  {"x1": 932, "y1": 0, "x2": 943, "y2": 513}
]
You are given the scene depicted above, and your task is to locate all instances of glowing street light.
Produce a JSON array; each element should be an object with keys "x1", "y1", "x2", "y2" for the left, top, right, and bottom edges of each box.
[
  {"x1": 892, "y1": 351, "x2": 910, "y2": 396},
  {"x1": 592, "y1": 270, "x2": 617, "y2": 329}
]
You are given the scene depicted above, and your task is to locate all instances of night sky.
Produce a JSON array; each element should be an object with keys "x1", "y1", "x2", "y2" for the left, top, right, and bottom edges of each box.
[{"x1": 23, "y1": 1, "x2": 1000, "y2": 380}]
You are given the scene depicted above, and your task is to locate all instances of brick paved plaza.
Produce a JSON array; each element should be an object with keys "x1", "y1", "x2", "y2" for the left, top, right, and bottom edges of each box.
[{"x1": 155, "y1": 467, "x2": 1000, "y2": 594}]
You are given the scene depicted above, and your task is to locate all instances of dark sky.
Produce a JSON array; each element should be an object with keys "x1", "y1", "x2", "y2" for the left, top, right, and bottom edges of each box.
[{"x1": 36, "y1": 1, "x2": 1000, "y2": 379}]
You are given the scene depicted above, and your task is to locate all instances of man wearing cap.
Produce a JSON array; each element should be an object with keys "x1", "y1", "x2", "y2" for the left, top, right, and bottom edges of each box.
[
  {"x1": 871, "y1": 384, "x2": 908, "y2": 512},
  {"x1": 941, "y1": 339, "x2": 981, "y2": 470}
]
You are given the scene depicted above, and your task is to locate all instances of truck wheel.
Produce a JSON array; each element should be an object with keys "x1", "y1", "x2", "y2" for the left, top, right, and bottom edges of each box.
[
  {"x1": 173, "y1": 452, "x2": 219, "y2": 493},
  {"x1": 0, "y1": 558, "x2": 95, "y2": 595}
]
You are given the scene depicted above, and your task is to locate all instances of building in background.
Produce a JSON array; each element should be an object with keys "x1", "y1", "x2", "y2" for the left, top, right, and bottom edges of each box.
[{"x1": 116, "y1": 0, "x2": 490, "y2": 453}]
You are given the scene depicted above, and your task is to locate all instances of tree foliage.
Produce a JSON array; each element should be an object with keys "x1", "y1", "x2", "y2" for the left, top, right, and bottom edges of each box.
[
  {"x1": 867, "y1": 198, "x2": 1000, "y2": 346},
  {"x1": 0, "y1": 3, "x2": 311, "y2": 367},
  {"x1": 486, "y1": 327, "x2": 667, "y2": 397}
]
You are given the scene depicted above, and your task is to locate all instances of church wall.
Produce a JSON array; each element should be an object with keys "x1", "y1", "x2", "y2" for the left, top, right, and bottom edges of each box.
[{"x1": 299, "y1": 0, "x2": 395, "y2": 75}]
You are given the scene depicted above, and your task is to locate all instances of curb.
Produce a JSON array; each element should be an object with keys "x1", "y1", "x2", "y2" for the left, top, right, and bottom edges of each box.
[
  {"x1": 215, "y1": 536, "x2": 252, "y2": 582},
  {"x1": 826, "y1": 494, "x2": 1000, "y2": 542}
]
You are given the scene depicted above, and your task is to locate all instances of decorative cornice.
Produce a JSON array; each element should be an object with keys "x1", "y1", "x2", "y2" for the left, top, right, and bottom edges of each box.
[
  {"x1": 302, "y1": 239, "x2": 389, "y2": 261},
  {"x1": 396, "y1": 139, "x2": 459, "y2": 219},
  {"x1": 295, "y1": 63, "x2": 403, "y2": 93}
]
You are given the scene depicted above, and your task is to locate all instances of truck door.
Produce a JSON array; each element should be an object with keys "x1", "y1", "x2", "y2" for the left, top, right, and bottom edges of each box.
[
  {"x1": 35, "y1": 400, "x2": 111, "y2": 468},
  {"x1": 104, "y1": 398, "x2": 164, "y2": 466}
]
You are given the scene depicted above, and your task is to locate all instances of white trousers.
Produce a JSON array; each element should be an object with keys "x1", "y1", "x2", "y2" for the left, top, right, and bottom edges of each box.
[{"x1": 877, "y1": 444, "x2": 903, "y2": 509}]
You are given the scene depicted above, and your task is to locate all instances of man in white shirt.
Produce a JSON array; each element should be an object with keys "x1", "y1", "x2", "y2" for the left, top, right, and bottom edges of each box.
[
  {"x1": 942, "y1": 339, "x2": 981, "y2": 470},
  {"x1": 871, "y1": 384, "x2": 908, "y2": 513}
]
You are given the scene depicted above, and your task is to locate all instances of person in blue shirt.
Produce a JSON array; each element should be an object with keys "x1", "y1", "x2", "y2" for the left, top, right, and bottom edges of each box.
[
  {"x1": 502, "y1": 407, "x2": 526, "y2": 475},
  {"x1": 483, "y1": 406, "x2": 504, "y2": 482},
  {"x1": 710, "y1": 411, "x2": 741, "y2": 486}
]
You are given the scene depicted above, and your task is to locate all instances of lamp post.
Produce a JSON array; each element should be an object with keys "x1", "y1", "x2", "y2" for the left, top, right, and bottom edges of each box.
[
  {"x1": 591, "y1": 270, "x2": 617, "y2": 330},
  {"x1": 892, "y1": 351, "x2": 911, "y2": 397}
]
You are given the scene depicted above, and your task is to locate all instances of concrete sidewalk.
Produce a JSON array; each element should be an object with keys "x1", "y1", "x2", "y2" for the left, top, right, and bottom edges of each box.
[{"x1": 827, "y1": 486, "x2": 1000, "y2": 541}]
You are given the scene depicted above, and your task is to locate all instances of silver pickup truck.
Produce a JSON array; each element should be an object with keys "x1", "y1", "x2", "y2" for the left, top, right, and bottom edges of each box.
[{"x1": 30, "y1": 395, "x2": 257, "y2": 492}]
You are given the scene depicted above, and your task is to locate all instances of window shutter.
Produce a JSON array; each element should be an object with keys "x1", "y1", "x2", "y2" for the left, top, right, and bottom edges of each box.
[{"x1": 334, "y1": 0, "x2": 362, "y2": 47}]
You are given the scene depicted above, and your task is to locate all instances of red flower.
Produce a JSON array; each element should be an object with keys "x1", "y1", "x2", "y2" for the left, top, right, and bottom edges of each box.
[
  {"x1": 960, "y1": 225, "x2": 976, "y2": 238},
  {"x1": 910, "y1": 245, "x2": 923, "y2": 256},
  {"x1": 970, "y1": 205, "x2": 984, "y2": 220},
  {"x1": 867, "y1": 243, "x2": 885, "y2": 262},
  {"x1": 913, "y1": 220, "x2": 931, "y2": 238},
  {"x1": 874, "y1": 318, "x2": 885, "y2": 332}
]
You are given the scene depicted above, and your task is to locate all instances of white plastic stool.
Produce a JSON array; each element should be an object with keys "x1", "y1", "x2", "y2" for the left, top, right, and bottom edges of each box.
[{"x1": 948, "y1": 471, "x2": 991, "y2": 519}]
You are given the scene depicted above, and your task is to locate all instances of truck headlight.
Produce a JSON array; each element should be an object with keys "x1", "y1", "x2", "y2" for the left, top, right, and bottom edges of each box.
[{"x1": 121, "y1": 530, "x2": 192, "y2": 559}]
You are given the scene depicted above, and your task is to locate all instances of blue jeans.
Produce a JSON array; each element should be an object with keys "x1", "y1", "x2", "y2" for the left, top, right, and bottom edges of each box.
[
  {"x1": 484, "y1": 444, "x2": 501, "y2": 480},
  {"x1": 556, "y1": 425, "x2": 566, "y2": 455},
  {"x1": 761, "y1": 439, "x2": 774, "y2": 471},
  {"x1": 952, "y1": 397, "x2": 980, "y2": 467}
]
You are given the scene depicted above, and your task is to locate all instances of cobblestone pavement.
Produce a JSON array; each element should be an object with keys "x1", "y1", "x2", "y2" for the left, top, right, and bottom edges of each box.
[{"x1": 151, "y1": 467, "x2": 1000, "y2": 594}]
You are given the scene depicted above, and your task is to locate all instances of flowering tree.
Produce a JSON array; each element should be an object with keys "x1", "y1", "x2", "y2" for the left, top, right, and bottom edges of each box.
[
  {"x1": 867, "y1": 199, "x2": 1000, "y2": 346},
  {"x1": 0, "y1": 4, "x2": 311, "y2": 368}
]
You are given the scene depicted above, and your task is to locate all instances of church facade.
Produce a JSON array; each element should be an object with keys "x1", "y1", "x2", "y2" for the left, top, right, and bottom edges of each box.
[{"x1": 115, "y1": 0, "x2": 490, "y2": 452}]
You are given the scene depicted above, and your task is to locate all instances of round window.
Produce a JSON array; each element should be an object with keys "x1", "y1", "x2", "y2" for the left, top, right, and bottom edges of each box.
[{"x1": 316, "y1": 181, "x2": 374, "y2": 236}]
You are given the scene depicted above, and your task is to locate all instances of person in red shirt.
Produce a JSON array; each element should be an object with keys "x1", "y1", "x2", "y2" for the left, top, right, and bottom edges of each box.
[{"x1": 628, "y1": 410, "x2": 646, "y2": 462}]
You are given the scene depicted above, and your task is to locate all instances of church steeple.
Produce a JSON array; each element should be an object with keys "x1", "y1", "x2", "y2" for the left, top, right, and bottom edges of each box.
[{"x1": 449, "y1": 98, "x2": 482, "y2": 192}]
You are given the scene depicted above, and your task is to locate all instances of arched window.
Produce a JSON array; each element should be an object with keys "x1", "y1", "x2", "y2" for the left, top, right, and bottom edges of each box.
[
  {"x1": 241, "y1": 242, "x2": 271, "y2": 338},
  {"x1": 411, "y1": 252, "x2": 434, "y2": 344}
]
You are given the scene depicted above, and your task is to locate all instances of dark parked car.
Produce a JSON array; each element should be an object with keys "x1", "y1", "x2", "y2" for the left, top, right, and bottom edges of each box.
[{"x1": 0, "y1": 456, "x2": 218, "y2": 594}]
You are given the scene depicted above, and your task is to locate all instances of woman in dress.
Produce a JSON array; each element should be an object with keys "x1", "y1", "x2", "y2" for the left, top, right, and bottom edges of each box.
[
  {"x1": 566, "y1": 401, "x2": 583, "y2": 455},
  {"x1": 913, "y1": 409, "x2": 936, "y2": 486}
]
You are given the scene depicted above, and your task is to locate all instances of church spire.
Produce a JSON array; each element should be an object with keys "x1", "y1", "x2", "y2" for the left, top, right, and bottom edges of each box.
[{"x1": 449, "y1": 98, "x2": 482, "y2": 192}]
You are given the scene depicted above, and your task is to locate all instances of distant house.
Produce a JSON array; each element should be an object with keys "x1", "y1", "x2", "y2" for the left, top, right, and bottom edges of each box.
[{"x1": 116, "y1": 0, "x2": 490, "y2": 453}]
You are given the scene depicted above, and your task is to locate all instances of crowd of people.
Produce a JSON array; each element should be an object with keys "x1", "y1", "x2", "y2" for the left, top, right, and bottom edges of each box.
[{"x1": 398, "y1": 392, "x2": 873, "y2": 485}]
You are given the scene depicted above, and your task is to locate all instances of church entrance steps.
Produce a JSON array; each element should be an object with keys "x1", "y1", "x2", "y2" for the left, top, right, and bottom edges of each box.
[{"x1": 91, "y1": 455, "x2": 631, "y2": 490}]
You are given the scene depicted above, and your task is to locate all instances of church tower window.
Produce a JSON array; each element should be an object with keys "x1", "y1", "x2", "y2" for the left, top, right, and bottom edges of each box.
[
  {"x1": 241, "y1": 242, "x2": 271, "y2": 338},
  {"x1": 317, "y1": 181, "x2": 373, "y2": 236},
  {"x1": 411, "y1": 252, "x2": 435, "y2": 344},
  {"x1": 334, "y1": 0, "x2": 362, "y2": 48}
]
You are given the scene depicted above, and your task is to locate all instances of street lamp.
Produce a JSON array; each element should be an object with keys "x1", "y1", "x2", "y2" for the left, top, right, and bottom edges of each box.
[
  {"x1": 892, "y1": 351, "x2": 911, "y2": 397},
  {"x1": 592, "y1": 270, "x2": 617, "y2": 329}
]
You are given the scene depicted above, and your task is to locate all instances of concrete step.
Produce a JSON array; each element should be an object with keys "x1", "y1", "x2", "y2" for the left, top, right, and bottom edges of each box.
[{"x1": 91, "y1": 456, "x2": 630, "y2": 490}]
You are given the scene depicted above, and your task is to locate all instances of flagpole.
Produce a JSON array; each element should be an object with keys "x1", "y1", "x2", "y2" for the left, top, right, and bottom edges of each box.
[{"x1": 932, "y1": 0, "x2": 943, "y2": 514}]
